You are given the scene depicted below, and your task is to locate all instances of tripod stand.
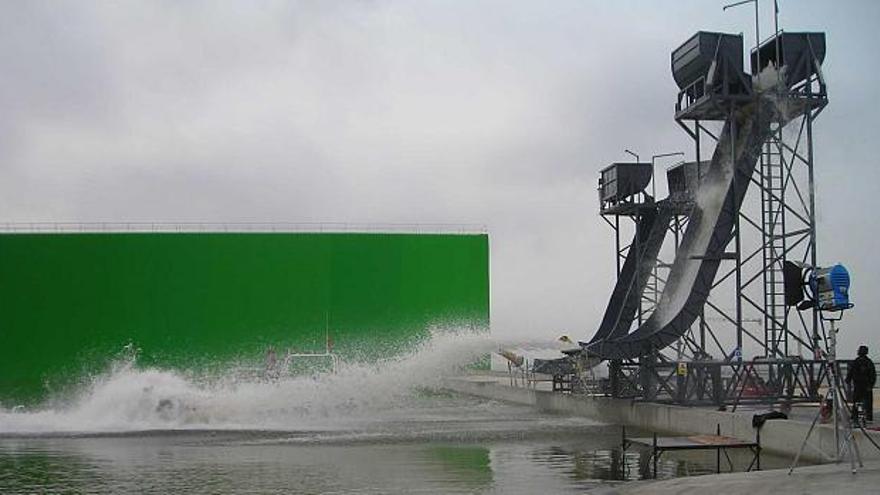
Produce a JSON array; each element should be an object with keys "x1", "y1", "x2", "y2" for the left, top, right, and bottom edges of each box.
[{"x1": 790, "y1": 318, "x2": 880, "y2": 474}]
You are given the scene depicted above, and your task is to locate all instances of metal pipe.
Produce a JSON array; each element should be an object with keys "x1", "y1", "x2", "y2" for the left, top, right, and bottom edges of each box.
[
  {"x1": 830, "y1": 319, "x2": 840, "y2": 459},
  {"x1": 807, "y1": 112, "x2": 820, "y2": 355},
  {"x1": 615, "y1": 216, "x2": 621, "y2": 277},
  {"x1": 696, "y1": 122, "x2": 707, "y2": 353},
  {"x1": 728, "y1": 105, "x2": 744, "y2": 361},
  {"x1": 755, "y1": 0, "x2": 760, "y2": 73},
  {"x1": 723, "y1": 0, "x2": 760, "y2": 77}
]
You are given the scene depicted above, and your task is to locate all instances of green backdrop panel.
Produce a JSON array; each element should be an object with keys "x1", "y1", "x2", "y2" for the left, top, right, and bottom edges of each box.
[{"x1": 0, "y1": 233, "x2": 489, "y2": 404}]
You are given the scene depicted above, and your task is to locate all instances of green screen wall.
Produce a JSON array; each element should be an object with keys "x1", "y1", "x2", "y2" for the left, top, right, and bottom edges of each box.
[{"x1": 0, "y1": 233, "x2": 489, "y2": 404}]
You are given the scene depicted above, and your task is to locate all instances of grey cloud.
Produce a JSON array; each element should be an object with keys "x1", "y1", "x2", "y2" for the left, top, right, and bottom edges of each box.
[{"x1": 0, "y1": 1, "x2": 877, "y2": 353}]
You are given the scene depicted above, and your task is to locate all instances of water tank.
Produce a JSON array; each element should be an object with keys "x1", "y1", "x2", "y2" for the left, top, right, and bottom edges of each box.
[
  {"x1": 599, "y1": 163, "x2": 652, "y2": 203},
  {"x1": 672, "y1": 32, "x2": 746, "y2": 91},
  {"x1": 750, "y1": 32, "x2": 826, "y2": 88},
  {"x1": 666, "y1": 161, "x2": 708, "y2": 202}
]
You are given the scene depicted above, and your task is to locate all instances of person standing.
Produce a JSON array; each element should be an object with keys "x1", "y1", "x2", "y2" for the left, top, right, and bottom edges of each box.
[{"x1": 846, "y1": 345, "x2": 876, "y2": 423}]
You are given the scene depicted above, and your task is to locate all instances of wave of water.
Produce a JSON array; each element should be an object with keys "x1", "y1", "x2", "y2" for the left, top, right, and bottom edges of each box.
[{"x1": 0, "y1": 330, "x2": 495, "y2": 435}]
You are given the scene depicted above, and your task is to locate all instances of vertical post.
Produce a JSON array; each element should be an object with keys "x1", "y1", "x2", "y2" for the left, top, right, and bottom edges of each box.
[
  {"x1": 696, "y1": 121, "x2": 707, "y2": 353},
  {"x1": 652, "y1": 211, "x2": 659, "y2": 314},
  {"x1": 610, "y1": 360, "x2": 621, "y2": 397},
  {"x1": 724, "y1": 0, "x2": 760, "y2": 359},
  {"x1": 651, "y1": 156, "x2": 657, "y2": 200},
  {"x1": 717, "y1": 423, "x2": 722, "y2": 473},
  {"x1": 754, "y1": 0, "x2": 761, "y2": 73},
  {"x1": 695, "y1": 120, "x2": 702, "y2": 180},
  {"x1": 653, "y1": 432, "x2": 658, "y2": 479},
  {"x1": 760, "y1": 140, "x2": 767, "y2": 356},
  {"x1": 756, "y1": 427, "x2": 762, "y2": 471},
  {"x1": 773, "y1": 0, "x2": 780, "y2": 63},
  {"x1": 637, "y1": 210, "x2": 643, "y2": 326},
  {"x1": 829, "y1": 319, "x2": 840, "y2": 459},
  {"x1": 676, "y1": 362, "x2": 687, "y2": 404},
  {"x1": 807, "y1": 113, "x2": 820, "y2": 353},
  {"x1": 712, "y1": 361, "x2": 724, "y2": 406},
  {"x1": 731, "y1": 107, "x2": 744, "y2": 358},
  {"x1": 615, "y1": 215, "x2": 622, "y2": 277},
  {"x1": 642, "y1": 351, "x2": 658, "y2": 401}
]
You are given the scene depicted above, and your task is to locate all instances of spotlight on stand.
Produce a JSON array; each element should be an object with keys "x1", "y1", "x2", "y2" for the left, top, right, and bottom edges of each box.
[
  {"x1": 784, "y1": 261, "x2": 870, "y2": 473},
  {"x1": 783, "y1": 261, "x2": 853, "y2": 313}
]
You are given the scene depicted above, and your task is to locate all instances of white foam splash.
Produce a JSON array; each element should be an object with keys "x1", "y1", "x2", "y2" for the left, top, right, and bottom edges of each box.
[
  {"x1": 753, "y1": 64, "x2": 786, "y2": 93},
  {"x1": 0, "y1": 330, "x2": 494, "y2": 434}
]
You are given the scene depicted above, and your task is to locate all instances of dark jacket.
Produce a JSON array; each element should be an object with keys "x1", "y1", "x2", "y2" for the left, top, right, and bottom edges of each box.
[{"x1": 846, "y1": 355, "x2": 877, "y2": 389}]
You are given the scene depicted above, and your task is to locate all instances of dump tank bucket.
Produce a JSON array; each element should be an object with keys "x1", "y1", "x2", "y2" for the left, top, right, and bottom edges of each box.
[
  {"x1": 672, "y1": 31, "x2": 745, "y2": 90},
  {"x1": 599, "y1": 162, "x2": 652, "y2": 203},
  {"x1": 750, "y1": 32, "x2": 826, "y2": 88},
  {"x1": 666, "y1": 161, "x2": 708, "y2": 203}
]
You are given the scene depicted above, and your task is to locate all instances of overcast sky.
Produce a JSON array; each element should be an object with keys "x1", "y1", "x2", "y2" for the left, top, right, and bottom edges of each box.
[{"x1": 2, "y1": 1, "x2": 878, "y2": 356}]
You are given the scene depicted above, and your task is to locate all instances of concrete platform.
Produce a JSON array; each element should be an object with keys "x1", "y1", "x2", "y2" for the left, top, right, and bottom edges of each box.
[
  {"x1": 442, "y1": 374, "x2": 880, "y2": 462},
  {"x1": 444, "y1": 374, "x2": 880, "y2": 493},
  {"x1": 590, "y1": 460, "x2": 880, "y2": 495}
]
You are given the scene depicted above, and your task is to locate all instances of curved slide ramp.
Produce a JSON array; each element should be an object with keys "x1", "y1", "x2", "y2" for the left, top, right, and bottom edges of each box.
[
  {"x1": 587, "y1": 204, "x2": 673, "y2": 346},
  {"x1": 586, "y1": 96, "x2": 781, "y2": 360}
]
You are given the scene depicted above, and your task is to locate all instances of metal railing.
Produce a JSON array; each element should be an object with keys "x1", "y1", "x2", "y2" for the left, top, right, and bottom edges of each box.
[{"x1": 0, "y1": 222, "x2": 488, "y2": 235}]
